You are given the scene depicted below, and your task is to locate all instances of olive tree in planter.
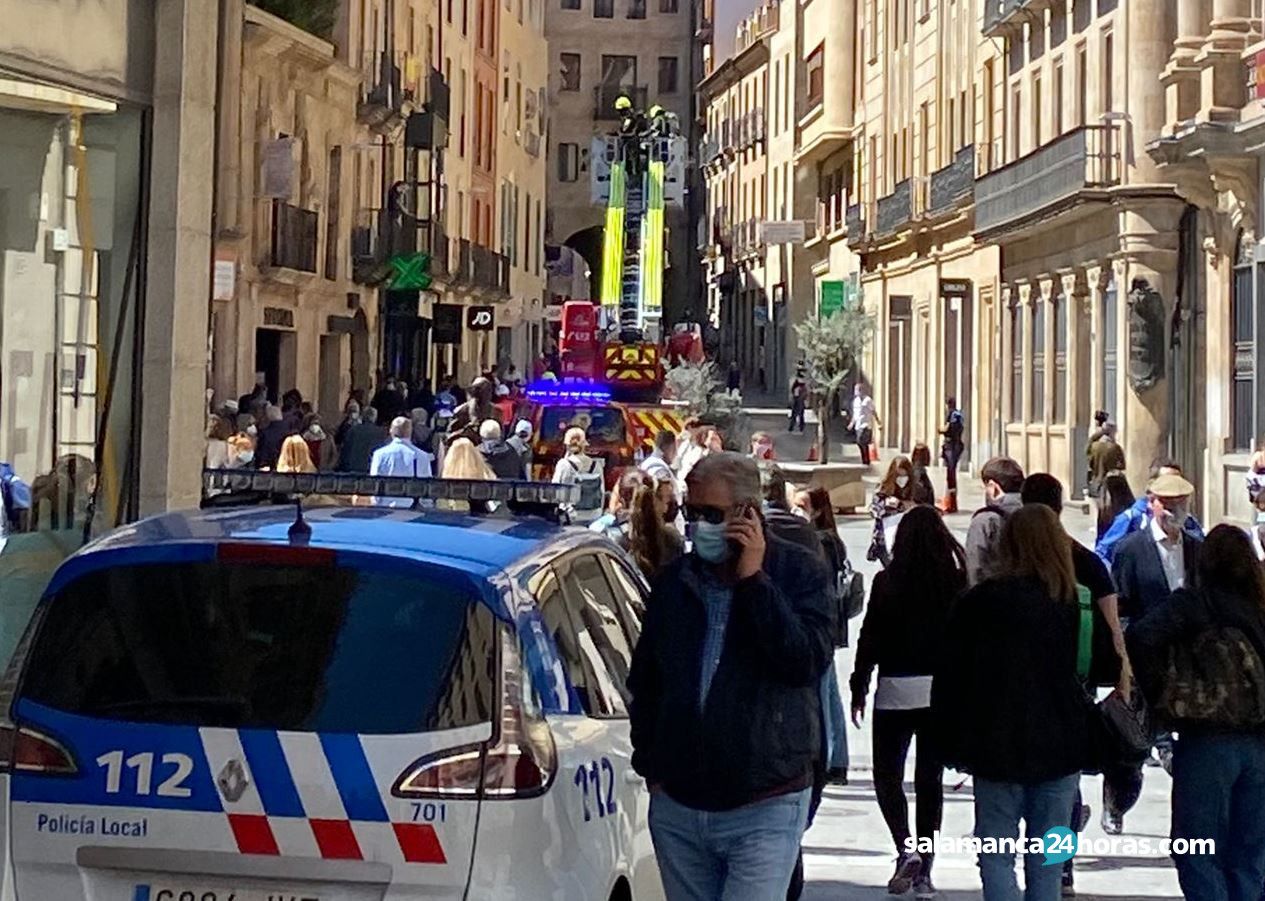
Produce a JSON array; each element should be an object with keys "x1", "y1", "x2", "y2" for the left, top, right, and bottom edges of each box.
[
  {"x1": 663, "y1": 359, "x2": 749, "y2": 451},
  {"x1": 793, "y1": 307, "x2": 876, "y2": 464}
]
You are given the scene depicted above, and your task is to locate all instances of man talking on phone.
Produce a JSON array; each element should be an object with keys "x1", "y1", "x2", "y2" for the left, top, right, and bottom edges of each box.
[{"x1": 628, "y1": 452, "x2": 834, "y2": 900}]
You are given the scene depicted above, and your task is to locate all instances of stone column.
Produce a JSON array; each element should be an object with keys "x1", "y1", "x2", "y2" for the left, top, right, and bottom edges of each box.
[
  {"x1": 140, "y1": 0, "x2": 218, "y2": 515},
  {"x1": 1163, "y1": 0, "x2": 1210, "y2": 129},
  {"x1": 1085, "y1": 264, "x2": 1106, "y2": 428},
  {"x1": 1017, "y1": 280, "x2": 1034, "y2": 428},
  {"x1": 1119, "y1": 199, "x2": 1184, "y2": 491},
  {"x1": 824, "y1": 0, "x2": 856, "y2": 130},
  {"x1": 1199, "y1": 0, "x2": 1253, "y2": 121},
  {"x1": 1129, "y1": 0, "x2": 1177, "y2": 183},
  {"x1": 1000, "y1": 282, "x2": 1014, "y2": 434}
]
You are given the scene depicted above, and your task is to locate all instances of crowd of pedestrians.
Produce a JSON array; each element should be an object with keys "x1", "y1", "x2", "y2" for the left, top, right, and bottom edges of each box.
[{"x1": 203, "y1": 369, "x2": 1265, "y2": 901}]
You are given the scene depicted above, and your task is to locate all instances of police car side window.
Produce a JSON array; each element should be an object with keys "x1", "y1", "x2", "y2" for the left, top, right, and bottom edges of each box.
[
  {"x1": 598, "y1": 555, "x2": 647, "y2": 642},
  {"x1": 531, "y1": 564, "x2": 621, "y2": 717},
  {"x1": 556, "y1": 552, "x2": 636, "y2": 717}
]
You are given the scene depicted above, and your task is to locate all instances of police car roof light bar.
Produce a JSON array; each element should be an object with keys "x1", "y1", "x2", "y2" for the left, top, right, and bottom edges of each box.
[
  {"x1": 202, "y1": 469, "x2": 582, "y2": 506},
  {"x1": 524, "y1": 382, "x2": 612, "y2": 404}
]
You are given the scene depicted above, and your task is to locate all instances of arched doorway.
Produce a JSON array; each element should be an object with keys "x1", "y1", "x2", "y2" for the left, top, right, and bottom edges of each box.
[{"x1": 564, "y1": 226, "x2": 603, "y2": 304}]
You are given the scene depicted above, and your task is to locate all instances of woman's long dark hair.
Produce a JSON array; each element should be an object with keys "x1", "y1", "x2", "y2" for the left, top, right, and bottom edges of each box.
[
  {"x1": 886, "y1": 504, "x2": 967, "y2": 598},
  {"x1": 806, "y1": 486, "x2": 837, "y2": 534},
  {"x1": 1097, "y1": 472, "x2": 1135, "y2": 538},
  {"x1": 1197, "y1": 524, "x2": 1265, "y2": 611},
  {"x1": 628, "y1": 474, "x2": 672, "y2": 578}
]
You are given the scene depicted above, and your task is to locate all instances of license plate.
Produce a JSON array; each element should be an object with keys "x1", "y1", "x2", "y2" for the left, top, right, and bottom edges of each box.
[{"x1": 137, "y1": 887, "x2": 321, "y2": 901}]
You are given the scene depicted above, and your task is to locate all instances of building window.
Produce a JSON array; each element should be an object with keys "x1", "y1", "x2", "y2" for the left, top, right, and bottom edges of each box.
[
  {"x1": 627, "y1": 0, "x2": 645, "y2": 18},
  {"x1": 1011, "y1": 301, "x2": 1024, "y2": 420},
  {"x1": 658, "y1": 57, "x2": 679, "y2": 93},
  {"x1": 806, "y1": 43, "x2": 824, "y2": 110},
  {"x1": 1102, "y1": 277, "x2": 1118, "y2": 415},
  {"x1": 593, "y1": 0, "x2": 613, "y2": 17},
  {"x1": 1102, "y1": 29, "x2": 1114, "y2": 115},
  {"x1": 558, "y1": 142, "x2": 579, "y2": 181},
  {"x1": 1032, "y1": 72, "x2": 1043, "y2": 147},
  {"x1": 561, "y1": 0, "x2": 580, "y2": 9},
  {"x1": 1053, "y1": 60, "x2": 1065, "y2": 136},
  {"x1": 1054, "y1": 293, "x2": 1068, "y2": 423},
  {"x1": 1233, "y1": 239, "x2": 1256, "y2": 451},
  {"x1": 659, "y1": 0, "x2": 678, "y2": 11},
  {"x1": 1031, "y1": 299, "x2": 1046, "y2": 421},
  {"x1": 1011, "y1": 84, "x2": 1022, "y2": 158},
  {"x1": 324, "y1": 146, "x2": 341, "y2": 281},
  {"x1": 1075, "y1": 43, "x2": 1088, "y2": 126},
  {"x1": 560, "y1": 52, "x2": 581, "y2": 90}
]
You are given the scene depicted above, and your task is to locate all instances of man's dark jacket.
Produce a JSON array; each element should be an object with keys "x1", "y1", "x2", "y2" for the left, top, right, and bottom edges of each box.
[
  {"x1": 1111, "y1": 528, "x2": 1202, "y2": 621},
  {"x1": 336, "y1": 422, "x2": 387, "y2": 473},
  {"x1": 480, "y1": 439, "x2": 527, "y2": 479},
  {"x1": 627, "y1": 534, "x2": 834, "y2": 811}
]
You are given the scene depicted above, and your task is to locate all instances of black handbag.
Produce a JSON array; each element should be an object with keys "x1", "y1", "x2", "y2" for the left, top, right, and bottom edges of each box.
[{"x1": 1076, "y1": 588, "x2": 1152, "y2": 768}]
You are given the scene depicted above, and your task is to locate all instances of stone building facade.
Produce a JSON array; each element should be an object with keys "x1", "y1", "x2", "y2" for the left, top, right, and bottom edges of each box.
[{"x1": 1149, "y1": 0, "x2": 1264, "y2": 525}]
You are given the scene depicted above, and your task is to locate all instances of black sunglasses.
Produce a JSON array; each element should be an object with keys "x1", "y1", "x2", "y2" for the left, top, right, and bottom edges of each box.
[{"x1": 684, "y1": 503, "x2": 728, "y2": 525}]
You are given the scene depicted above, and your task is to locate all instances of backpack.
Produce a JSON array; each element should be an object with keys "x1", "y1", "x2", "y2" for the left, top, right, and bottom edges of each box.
[
  {"x1": 570, "y1": 458, "x2": 605, "y2": 511},
  {"x1": 1160, "y1": 625, "x2": 1265, "y2": 729}
]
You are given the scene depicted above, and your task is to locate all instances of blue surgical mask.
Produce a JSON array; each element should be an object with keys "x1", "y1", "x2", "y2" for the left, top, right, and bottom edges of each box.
[
  {"x1": 691, "y1": 520, "x2": 730, "y2": 563},
  {"x1": 1256, "y1": 511, "x2": 1265, "y2": 525}
]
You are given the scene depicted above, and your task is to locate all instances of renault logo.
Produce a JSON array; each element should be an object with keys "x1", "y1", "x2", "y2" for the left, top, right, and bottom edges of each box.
[{"x1": 217, "y1": 758, "x2": 250, "y2": 803}]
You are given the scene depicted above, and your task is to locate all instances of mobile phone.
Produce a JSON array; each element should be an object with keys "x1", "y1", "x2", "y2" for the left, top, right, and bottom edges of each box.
[{"x1": 728, "y1": 502, "x2": 756, "y2": 557}]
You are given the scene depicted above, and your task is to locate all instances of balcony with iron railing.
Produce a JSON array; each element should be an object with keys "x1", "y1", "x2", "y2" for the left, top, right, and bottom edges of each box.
[
  {"x1": 594, "y1": 84, "x2": 648, "y2": 120},
  {"x1": 524, "y1": 129, "x2": 541, "y2": 157},
  {"x1": 929, "y1": 145, "x2": 976, "y2": 216},
  {"x1": 429, "y1": 221, "x2": 450, "y2": 279},
  {"x1": 359, "y1": 50, "x2": 417, "y2": 132},
  {"x1": 454, "y1": 238, "x2": 474, "y2": 285},
  {"x1": 426, "y1": 67, "x2": 451, "y2": 121},
  {"x1": 874, "y1": 179, "x2": 913, "y2": 236},
  {"x1": 270, "y1": 200, "x2": 319, "y2": 273},
  {"x1": 975, "y1": 124, "x2": 1121, "y2": 237},
  {"x1": 470, "y1": 243, "x2": 511, "y2": 295},
  {"x1": 982, "y1": 0, "x2": 1029, "y2": 35}
]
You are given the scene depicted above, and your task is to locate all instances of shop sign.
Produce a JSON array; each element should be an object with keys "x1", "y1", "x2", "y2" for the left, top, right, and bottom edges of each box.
[
  {"x1": 467, "y1": 306, "x2": 495, "y2": 331},
  {"x1": 940, "y1": 278, "x2": 972, "y2": 297},
  {"x1": 759, "y1": 221, "x2": 807, "y2": 245},
  {"x1": 263, "y1": 307, "x2": 294, "y2": 329},
  {"x1": 433, "y1": 303, "x2": 463, "y2": 344}
]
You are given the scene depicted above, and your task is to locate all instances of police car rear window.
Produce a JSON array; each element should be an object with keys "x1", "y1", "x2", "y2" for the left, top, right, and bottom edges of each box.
[
  {"x1": 19, "y1": 562, "x2": 496, "y2": 734},
  {"x1": 539, "y1": 407, "x2": 626, "y2": 444}
]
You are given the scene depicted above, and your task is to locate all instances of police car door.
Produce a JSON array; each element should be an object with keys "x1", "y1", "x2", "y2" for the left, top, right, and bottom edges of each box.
[
  {"x1": 5, "y1": 549, "x2": 496, "y2": 901},
  {"x1": 594, "y1": 553, "x2": 663, "y2": 901},
  {"x1": 554, "y1": 551, "x2": 645, "y2": 896}
]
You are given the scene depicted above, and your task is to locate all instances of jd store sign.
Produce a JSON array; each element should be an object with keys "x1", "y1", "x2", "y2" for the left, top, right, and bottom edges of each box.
[{"x1": 467, "y1": 306, "x2": 495, "y2": 331}]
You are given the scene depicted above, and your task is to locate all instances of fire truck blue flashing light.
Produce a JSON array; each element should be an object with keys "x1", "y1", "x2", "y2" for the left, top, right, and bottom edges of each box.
[{"x1": 525, "y1": 383, "x2": 612, "y2": 404}]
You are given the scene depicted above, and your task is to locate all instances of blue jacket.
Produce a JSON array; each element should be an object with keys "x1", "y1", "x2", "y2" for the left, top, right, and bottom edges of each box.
[{"x1": 1095, "y1": 497, "x2": 1204, "y2": 566}]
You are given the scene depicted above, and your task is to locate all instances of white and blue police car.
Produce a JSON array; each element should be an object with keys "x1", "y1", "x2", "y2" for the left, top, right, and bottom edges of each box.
[{"x1": 0, "y1": 471, "x2": 664, "y2": 900}]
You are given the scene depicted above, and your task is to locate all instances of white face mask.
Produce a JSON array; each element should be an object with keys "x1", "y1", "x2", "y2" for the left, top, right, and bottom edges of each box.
[
  {"x1": 896, "y1": 475, "x2": 910, "y2": 489},
  {"x1": 237, "y1": 451, "x2": 254, "y2": 464}
]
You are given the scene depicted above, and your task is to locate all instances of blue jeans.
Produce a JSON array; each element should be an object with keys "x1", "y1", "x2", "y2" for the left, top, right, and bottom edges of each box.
[
  {"x1": 974, "y1": 774, "x2": 1080, "y2": 901},
  {"x1": 1171, "y1": 731, "x2": 1265, "y2": 901},
  {"x1": 821, "y1": 663, "x2": 848, "y2": 772},
  {"x1": 649, "y1": 788, "x2": 811, "y2": 901}
]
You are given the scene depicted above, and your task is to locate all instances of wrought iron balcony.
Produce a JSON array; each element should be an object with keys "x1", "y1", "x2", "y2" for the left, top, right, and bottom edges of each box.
[
  {"x1": 470, "y1": 244, "x2": 510, "y2": 295},
  {"x1": 846, "y1": 203, "x2": 866, "y2": 247},
  {"x1": 270, "y1": 201, "x2": 318, "y2": 273},
  {"x1": 430, "y1": 222, "x2": 450, "y2": 279},
  {"x1": 975, "y1": 125, "x2": 1121, "y2": 237},
  {"x1": 454, "y1": 238, "x2": 474, "y2": 285},
  {"x1": 929, "y1": 145, "x2": 976, "y2": 215},
  {"x1": 426, "y1": 67, "x2": 450, "y2": 121},
  {"x1": 524, "y1": 129, "x2": 541, "y2": 157},
  {"x1": 594, "y1": 84, "x2": 648, "y2": 120},
  {"x1": 982, "y1": 0, "x2": 1025, "y2": 35},
  {"x1": 875, "y1": 180, "x2": 913, "y2": 236}
]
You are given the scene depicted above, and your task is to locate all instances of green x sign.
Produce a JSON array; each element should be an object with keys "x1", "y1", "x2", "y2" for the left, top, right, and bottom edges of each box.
[{"x1": 388, "y1": 252, "x2": 432, "y2": 290}]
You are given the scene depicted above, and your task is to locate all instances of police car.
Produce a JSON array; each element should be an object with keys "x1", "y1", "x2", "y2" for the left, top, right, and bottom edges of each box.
[{"x1": 0, "y1": 471, "x2": 665, "y2": 900}]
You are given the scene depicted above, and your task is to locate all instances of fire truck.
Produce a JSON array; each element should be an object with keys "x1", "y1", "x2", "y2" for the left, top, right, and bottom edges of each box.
[{"x1": 528, "y1": 100, "x2": 689, "y2": 482}]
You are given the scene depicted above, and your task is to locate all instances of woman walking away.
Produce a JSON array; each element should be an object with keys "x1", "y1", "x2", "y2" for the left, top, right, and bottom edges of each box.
[
  {"x1": 801, "y1": 486, "x2": 854, "y2": 784},
  {"x1": 593, "y1": 471, "x2": 684, "y2": 579},
  {"x1": 1096, "y1": 472, "x2": 1135, "y2": 543},
  {"x1": 205, "y1": 415, "x2": 234, "y2": 470},
  {"x1": 438, "y1": 437, "x2": 495, "y2": 512},
  {"x1": 910, "y1": 443, "x2": 937, "y2": 507},
  {"x1": 932, "y1": 505, "x2": 1099, "y2": 901},
  {"x1": 869, "y1": 456, "x2": 917, "y2": 567},
  {"x1": 851, "y1": 505, "x2": 966, "y2": 899},
  {"x1": 275, "y1": 435, "x2": 317, "y2": 474},
  {"x1": 552, "y1": 427, "x2": 605, "y2": 514},
  {"x1": 1127, "y1": 525, "x2": 1265, "y2": 901}
]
